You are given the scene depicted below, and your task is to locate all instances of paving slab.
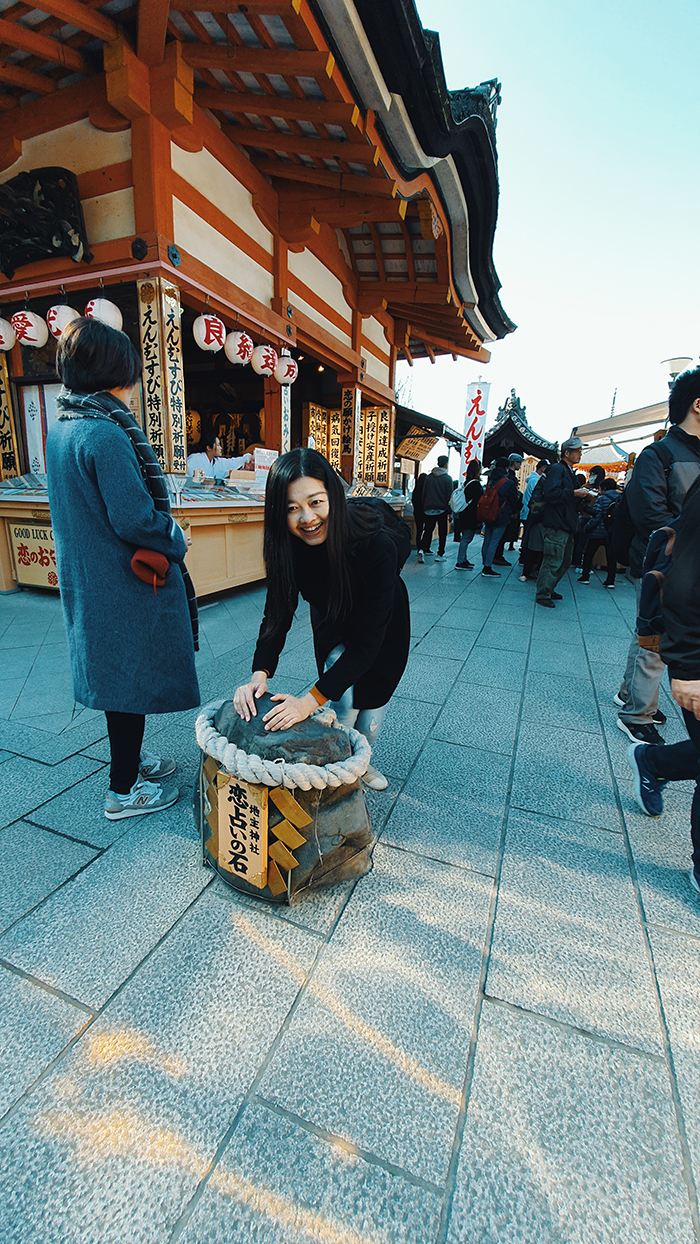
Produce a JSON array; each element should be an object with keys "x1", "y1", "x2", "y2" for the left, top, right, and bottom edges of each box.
[
  {"x1": 0, "y1": 715, "x2": 107, "y2": 764},
  {"x1": 0, "y1": 805, "x2": 212, "y2": 1009},
  {"x1": 0, "y1": 753, "x2": 102, "y2": 830},
  {"x1": 0, "y1": 967, "x2": 89, "y2": 1120},
  {"x1": 623, "y1": 794, "x2": 700, "y2": 937},
  {"x1": 650, "y1": 928, "x2": 700, "y2": 1181},
  {"x1": 412, "y1": 625, "x2": 478, "y2": 661},
  {"x1": 511, "y1": 721, "x2": 620, "y2": 829},
  {"x1": 432, "y1": 681, "x2": 520, "y2": 756},
  {"x1": 397, "y1": 652, "x2": 462, "y2": 705},
  {"x1": 0, "y1": 821, "x2": 98, "y2": 932},
  {"x1": 488, "y1": 809, "x2": 663, "y2": 1053},
  {"x1": 521, "y1": 669, "x2": 600, "y2": 734},
  {"x1": 447, "y1": 1003, "x2": 694, "y2": 1244},
  {"x1": 476, "y1": 620, "x2": 531, "y2": 653},
  {"x1": 370, "y1": 695, "x2": 440, "y2": 780},
  {"x1": 0, "y1": 888, "x2": 318, "y2": 1244},
  {"x1": 259, "y1": 844, "x2": 492, "y2": 1185},
  {"x1": 458, "y1": 645, "x2": 527, "y2": 692},
  {"x1": 180, "y1": 1099, "x2": 443, "y2": 1244}
]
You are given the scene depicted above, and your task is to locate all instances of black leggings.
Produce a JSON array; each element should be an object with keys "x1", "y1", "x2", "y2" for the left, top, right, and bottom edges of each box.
[{"x1": 106, "y1": 711, "x2": 145, "y2": 794}]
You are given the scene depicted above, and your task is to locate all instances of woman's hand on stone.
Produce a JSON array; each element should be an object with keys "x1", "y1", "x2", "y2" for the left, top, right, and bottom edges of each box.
[
  {"x1": 263, "y1": 691, "x2": 317, "y2": 731},
  {"x1": 233, "y1": 671, "x2": 268, "y2": 720}
]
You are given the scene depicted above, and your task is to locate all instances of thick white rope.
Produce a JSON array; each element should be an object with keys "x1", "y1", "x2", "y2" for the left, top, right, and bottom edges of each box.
[{"x1": 195, "y1": 699, "x2": 372, "y2": 791}]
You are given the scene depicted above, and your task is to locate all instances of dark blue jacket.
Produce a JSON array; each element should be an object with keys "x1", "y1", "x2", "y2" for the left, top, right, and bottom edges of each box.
[
  {"x1": 542, "y1": 461, "x2": 578, "y2": 533},
  {"x1": 584, "y1": 489, "x2": 619, "y2": 540}
]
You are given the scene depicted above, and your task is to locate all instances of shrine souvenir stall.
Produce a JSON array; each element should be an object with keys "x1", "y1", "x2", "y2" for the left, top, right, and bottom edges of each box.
[{"x1": 0, "y1": 0, "x2": 512, "y2": 598}]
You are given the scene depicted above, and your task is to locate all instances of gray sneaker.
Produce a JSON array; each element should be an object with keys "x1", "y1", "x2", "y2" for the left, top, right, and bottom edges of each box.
[
  {"x1": 105, "y1": 779, "x2": 179, "y2": 820},
  {"x1": 139, "y1": 748, "x2": 177, "y2": 779},
  {"x1": 417, "y1": 550, "x2": 424, "y2": 563}
]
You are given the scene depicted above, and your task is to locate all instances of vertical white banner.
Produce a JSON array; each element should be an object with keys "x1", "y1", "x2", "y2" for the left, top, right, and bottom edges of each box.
[{"x1": 460, "y1": 381, "x2": 491, "y2": 481}]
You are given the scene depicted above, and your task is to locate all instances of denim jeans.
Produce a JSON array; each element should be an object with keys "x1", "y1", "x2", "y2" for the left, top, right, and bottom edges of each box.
[
  {"x1": 645, "y1": 705, "x2": 700, "y2": 870},
  {"x1": 536, "y1": 527, "x2": 574, "y2": 598},
  {"x1": 481, "y1": 523, "x2": 507, "y2": 568},
  {"x1": 458, "y1": 527, "x2": 477, "y2": 563},
  {"x1": 618, "y1": 577, "x2": 664, "y2": 724},
  {"x1": 324, "y1": 646, "x2": 385, "y2": 744}
]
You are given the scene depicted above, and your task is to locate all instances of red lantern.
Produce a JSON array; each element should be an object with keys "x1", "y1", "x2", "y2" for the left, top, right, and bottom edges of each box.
[
  {"x1": 225, "y1": 330, "x2": 254, "y2": 365},
  {"x1": 251, "y1": 344, "x2": 278, "y2": 376},
  {"x1": 193, "y1": 314, "x2": 226, "y2": 352}
]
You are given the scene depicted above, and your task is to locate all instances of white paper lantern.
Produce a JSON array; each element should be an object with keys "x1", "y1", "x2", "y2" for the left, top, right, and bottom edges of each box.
[
  {"x1": 46, "y1": 304, "x2": 80, "y2": 339},
  {"x1": 193, "y1": 313, "x2": 226, "y2": 352},
  {"x1": 224, "y1": 329, "x2": 254, "y2": 365},
  {"x1": 274, "y1": 355, "x2": 298, "y2": 385},
  {"x1": 251, "y1": 344, "x2": 278, "y2": 377},
  {"x1": 10, "y1": 311, "x2": 49, "y2": 349},
  {"x1": 85, "y1": 298, "x2": 123, "y2": 331},
  {"x1": 0, "y1": 317, "x2": 16, "y2": 351}
]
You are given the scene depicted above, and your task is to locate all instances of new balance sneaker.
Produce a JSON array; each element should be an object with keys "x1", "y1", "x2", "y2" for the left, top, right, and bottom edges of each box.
[
  {"x1": 613, "y1": 692, "x2": 625, "y2": 707},
  {"x1": 417, "y1": 550, "x2": 425, "y2": 563},
  {"x1": 362, "y1": 764, "x2": 388, "y2": 791},
  {"x1": 139, "y1": 748, "x2": 177, "y2": 780},
  {"x1": 616, "y1": 717, "x2": 664, "y2": 746},
  {"x1": 627, "y1": 743, "x2": 666, "y2": 816},
  {"x1": 105, "y1": 779, "x2": 179, "y2": 820}
]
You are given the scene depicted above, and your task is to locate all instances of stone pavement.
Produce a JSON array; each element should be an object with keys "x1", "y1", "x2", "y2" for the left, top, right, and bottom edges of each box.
[{"x1": 1, "y1": 539, "x2": 700, "y2": 1243}]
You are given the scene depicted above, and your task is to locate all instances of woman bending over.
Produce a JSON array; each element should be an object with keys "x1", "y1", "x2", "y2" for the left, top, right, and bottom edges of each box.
[{"x1": 233, "y1": 448, "x2": 410, "y2": 790}]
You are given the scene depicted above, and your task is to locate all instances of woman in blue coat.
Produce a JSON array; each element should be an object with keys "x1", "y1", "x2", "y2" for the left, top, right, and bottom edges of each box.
[{"x1": 46, "y1": 317, "x2": 200, "y2": 820}]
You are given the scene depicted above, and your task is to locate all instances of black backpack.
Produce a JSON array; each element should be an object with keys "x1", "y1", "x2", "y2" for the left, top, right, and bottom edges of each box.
[
  {"x1": 636, "y1": 520, "x2": 679, "y2": 652},
  {"x1": 602, "y1": 491, "x2": 621, "y2": 533},
  {"x1": 349, "y1": 497, "x2": 412, "y2": 570},
  {"x1": 528, "y1": 475, "x2": 546, "y2": 520}
]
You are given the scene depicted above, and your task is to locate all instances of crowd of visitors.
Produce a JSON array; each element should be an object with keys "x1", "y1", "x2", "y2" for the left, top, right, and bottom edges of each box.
[{"x1": 412, "y1": 364, "x2": 700, "y2": 898}]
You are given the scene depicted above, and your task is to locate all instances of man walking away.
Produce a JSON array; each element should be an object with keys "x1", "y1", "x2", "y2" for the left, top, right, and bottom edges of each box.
[
  {"x1": 494, "y1": 453, "x2": 523, "y2": 565},
  {"x1": 617, "y1": 367, "x2": 700, "y2": 744},
  {"x1": 535, "y1": 437, "x2": 590, "y2": 607},
  {"x1": 418, "y1": 455, "x2": 453, "y2": 561},
  {"x1": 481, "y1": 458, "x2": 520, "y2": 576},
  {"x1": 626, "y1": 473, "x2": 700, "y2": 897}
]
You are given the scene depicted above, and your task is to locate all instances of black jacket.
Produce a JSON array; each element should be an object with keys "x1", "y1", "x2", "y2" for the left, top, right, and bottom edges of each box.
[
  {"x1": 660, "y1": 474, "x2": 700, "y2": 680},
  {"x1": 414, "y1": 467, "x2": 453, "y2": 515},
  {"x1": 252, "y1": 529, "x2": 410, "y2": 709},
  {"x1": 626, "y1": 426, "x2": 700, "y2": 577},
  {"x1": 460, "y1": 477, "x2": 483, "y2": 528},
  {"x1": 541, "y1": 461, "x2": 578, "y2": 533}
]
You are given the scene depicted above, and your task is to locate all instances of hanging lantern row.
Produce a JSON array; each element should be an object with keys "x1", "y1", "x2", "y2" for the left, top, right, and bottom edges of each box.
[
  {"x1": 0, "y1": 298, "x2": 123, "y2": 351},
  {"x1": 192, "y1": 313, "x2": 298, "y2": 386}
]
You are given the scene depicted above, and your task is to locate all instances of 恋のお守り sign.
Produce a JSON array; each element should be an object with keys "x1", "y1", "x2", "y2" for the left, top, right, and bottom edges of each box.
[{"x1": 9, "y1": 523, "x2": 58, "y2": 588}]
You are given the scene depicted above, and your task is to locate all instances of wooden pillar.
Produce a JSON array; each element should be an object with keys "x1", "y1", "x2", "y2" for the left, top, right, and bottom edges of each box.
[
  {"x1": 264, "y1": 377, "x2": 282, "y2": 452},
  {"x1": 131, "y1": 113, "x2": 174, "y2": 237},
  {"x1": 340, "y1": 386, "x2": 361, "y2": 483}
]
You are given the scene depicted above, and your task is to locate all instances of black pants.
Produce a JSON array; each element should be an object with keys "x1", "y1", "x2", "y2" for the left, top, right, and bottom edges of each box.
[
  {"x1": 581, "y1": 538, "x2": 616, "y2": 584},
  {"x1": 645, "y1": 706, "x2": 700, "y2": 871},
  {"x1": 420, "y1": 512, "x2": 448, "y2": 555},
  {"x1": 106, "y1": 711, "x2": 145, "y2": 794}
]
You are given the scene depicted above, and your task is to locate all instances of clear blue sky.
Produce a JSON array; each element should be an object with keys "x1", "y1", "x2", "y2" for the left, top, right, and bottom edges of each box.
[{"x1": 400, "y1": 0, "x2": 700, "y2": 449}]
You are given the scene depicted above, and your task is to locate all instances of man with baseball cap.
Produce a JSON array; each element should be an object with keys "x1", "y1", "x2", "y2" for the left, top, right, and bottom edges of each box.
[{"x1": 535, "y1": 437, "x2": 590, "y2": 607}]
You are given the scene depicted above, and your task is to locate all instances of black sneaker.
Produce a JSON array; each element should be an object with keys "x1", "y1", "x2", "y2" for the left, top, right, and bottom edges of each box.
[
  {"x1": 616, "y1": 718, "x2": 664, "y2": 746},
  {"x1": 626, "y1": 743, "x2": 666, "y2": 816},
  {"x1": 536, "y1": 596, "x2": 555, "y2": 608},
  {"x1": 551, "y1": 592, "x2": 563, "y2": 600},
  {"x1": 577, "y1": 577, "x2": 590, "y2": 584},
  {"x1": 652, "y1": 709, "x2": 667, "y2": 726},
  {"x1": 482, "y1": 567, "x2": 501, "y2": 577},
  {"x1": 493, "y1": 556, "x2": 510, "y2": 566},
  {"x1": 690, "y1": 870, "x2": 700, "y2": 898}
]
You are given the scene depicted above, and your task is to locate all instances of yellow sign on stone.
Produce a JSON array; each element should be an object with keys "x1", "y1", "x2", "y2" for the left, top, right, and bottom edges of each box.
[{"x1": 217, "y1": 774, "x2": 268, "y2": 889}]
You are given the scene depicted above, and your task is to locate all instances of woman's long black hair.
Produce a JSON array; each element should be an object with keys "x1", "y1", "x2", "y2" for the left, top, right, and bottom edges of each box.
[{"x1": 260, "y1": 447, "x2": 380, "y2": 639}]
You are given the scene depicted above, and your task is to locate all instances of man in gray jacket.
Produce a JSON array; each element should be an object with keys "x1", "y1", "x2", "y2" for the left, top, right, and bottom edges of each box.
[
  {"x1": 617, "y1": 367, "x2": 700, "y2": 745},
  {"x1": 415, "y1": 455, "x2": 453, "y2": 562}
]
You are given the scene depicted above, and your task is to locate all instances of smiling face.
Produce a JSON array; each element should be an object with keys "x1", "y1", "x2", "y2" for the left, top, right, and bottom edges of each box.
[{"x1": 286, "y1": 475, "x2": 330, "y2": 545}]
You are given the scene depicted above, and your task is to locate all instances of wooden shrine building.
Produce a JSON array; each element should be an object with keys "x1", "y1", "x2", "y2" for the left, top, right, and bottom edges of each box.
[
  {"x1": 0, "y1": 0, "x2": 513, "y2": 594},
  {"x1": 483, "y1": 389, "x2": 557, "y2": 467}
]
